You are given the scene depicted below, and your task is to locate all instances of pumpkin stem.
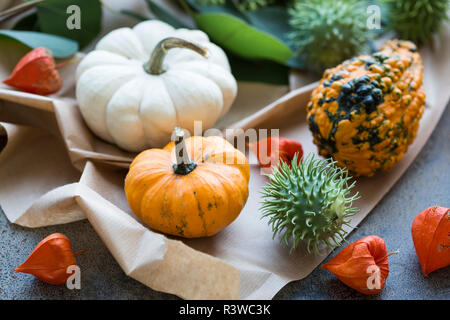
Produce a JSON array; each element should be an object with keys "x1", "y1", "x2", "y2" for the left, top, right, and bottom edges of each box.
[
  {"x1": 143, "y1": 37, "x2": 209, "y2": 75},
  {"x1": 173, "y1": 127, "x2": 197, "y2": 175}
]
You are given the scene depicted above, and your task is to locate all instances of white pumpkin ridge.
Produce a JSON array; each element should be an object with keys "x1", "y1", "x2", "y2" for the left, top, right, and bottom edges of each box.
[{"x1": 76, "y1": 20, "x2": 237, "y2": 152}]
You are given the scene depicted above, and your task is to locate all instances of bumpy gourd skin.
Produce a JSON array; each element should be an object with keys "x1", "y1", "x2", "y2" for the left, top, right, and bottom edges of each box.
[{"x1": 307, "y1": 40, "x2": 425, "y2": 177}]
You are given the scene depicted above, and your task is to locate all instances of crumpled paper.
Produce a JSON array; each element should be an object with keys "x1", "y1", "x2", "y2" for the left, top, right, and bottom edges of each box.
[{"x1": 1, "y1": 1, "x2": 449, "y2": 299}]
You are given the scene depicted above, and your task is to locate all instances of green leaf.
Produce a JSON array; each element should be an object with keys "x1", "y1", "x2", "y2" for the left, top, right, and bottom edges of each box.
[
  {"x1": 0, "y1": 30, "x2": 78, "y2": 57},
  {"x1": 228, "y1": 54, "x2": 289, "y2": 85},
  {"x1": 35, "y1": 0, "x2": 102, "y2": 48},
  {"x1": 12, "y1": 12, "x2": 40, "y2": 31},
  {"x1": 186, "y1": 1, "x2": 295, "y2": 66},
  {"x1": 244, "y1": 6, "x2": 292, "y2": 48},
  {"x1": 145, "y1": 0, "x2": 188, "y2": 28},
  {"x1": 193, "y1": 12, "x2": 293, "y2": 64}
]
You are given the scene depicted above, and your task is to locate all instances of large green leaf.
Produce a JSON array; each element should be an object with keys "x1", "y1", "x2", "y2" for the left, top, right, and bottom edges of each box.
[
  {"x1": 228, "y1": 54, "x2": 289, "y2": 85},
  {"x1": 118, "y1": 0, "x2": 291, "y2": 83},
  {"x1": 244, "y1": 6, "x2": 292, "y2": 47},
  {"x1": 145, "y1": 0, "x2": 188, "y2": 28},
  {"x1": 244, "y1": 6, "x2": 305, "y2": 68},
  {"x1": 12, "y1": 12, "x2": 40, "y2": 31},
  {"x1": 35, "y1": 0, "x2": 102, "y2": 48},
  {"x1": 0, "y1": 30, "x2": 78, "y2": 57},
  {"x1": 186, "y1": 1, "x2": 295, "y2": 65},
  {"x1": 193, "y1": 12, "x2": 293, "y2": 64}
]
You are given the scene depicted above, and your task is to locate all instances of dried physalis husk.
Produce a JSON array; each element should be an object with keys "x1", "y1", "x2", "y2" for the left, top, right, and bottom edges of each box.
[
  {"x1": 412, "y1": 206, "x2": 450, "y2": 276},
  {"x1": 15, "y1": 233, "x2": 84, "y2": 285},
  {"x1": 250, "y1": 137, "x2": 303, "y2": 173},
  {"x1": 322, "y1": 235, "x2": 398, "y2": 294},
  {"x1": 3, "y1": 47, "x2": 62, "y2": 95}
]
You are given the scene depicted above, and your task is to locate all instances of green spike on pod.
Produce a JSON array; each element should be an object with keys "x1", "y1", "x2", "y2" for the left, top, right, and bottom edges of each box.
[
  {"x1": 383, "y1": 0, "x2": 449, "y2": 44},
  {"x1": 288, "y1": 0, "x2": 371, "y2": 72},
  {"x1": 260, "y1": 153, "x2": 360, "y2": 255}
]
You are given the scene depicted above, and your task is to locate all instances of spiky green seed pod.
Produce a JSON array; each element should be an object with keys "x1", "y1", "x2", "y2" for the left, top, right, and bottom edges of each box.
[
  {"x1": 261, "y1": 153, "x2": 359, "y2": 254},
  {"x1": 288, "y1": 0, "x2": 371, "y2": 72},
  {"x1": 383, "y1": 0, "x2": 450, "y2": 44}
]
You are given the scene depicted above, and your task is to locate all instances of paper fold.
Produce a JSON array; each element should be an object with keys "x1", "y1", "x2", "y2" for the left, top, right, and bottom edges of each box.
[{"x1": 1, "y1": 6, "x2": 449, "y2": 299}]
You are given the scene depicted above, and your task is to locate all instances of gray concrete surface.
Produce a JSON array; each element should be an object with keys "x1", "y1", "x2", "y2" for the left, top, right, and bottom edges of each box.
[{"x1": 0, "y1": 103, "x2": 448, "y2": 300}]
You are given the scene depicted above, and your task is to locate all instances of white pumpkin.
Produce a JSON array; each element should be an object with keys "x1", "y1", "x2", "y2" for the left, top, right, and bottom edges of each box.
[{"x1": 75, "y1": 20, "x2": 237, "y2": 152}]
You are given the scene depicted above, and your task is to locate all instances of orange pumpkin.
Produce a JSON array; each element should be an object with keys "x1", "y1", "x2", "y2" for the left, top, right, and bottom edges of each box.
[{"x1": 125, "y1": 128, "x2": 250, "y2": 238}]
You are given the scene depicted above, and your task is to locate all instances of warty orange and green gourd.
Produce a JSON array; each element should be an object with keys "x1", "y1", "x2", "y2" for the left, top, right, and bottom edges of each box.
[{"x1": 307, "y1": 40, "x2": 425, "y2": 177}]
